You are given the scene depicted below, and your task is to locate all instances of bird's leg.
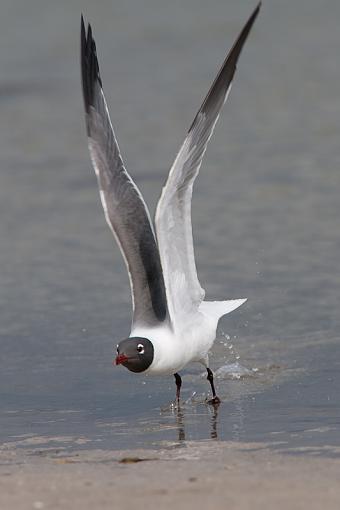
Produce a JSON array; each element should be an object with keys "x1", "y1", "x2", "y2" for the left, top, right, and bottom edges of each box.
[
  {"x1": 206, "y1": 368, "x2": 221, "y2": 405},
  {"x1": 174, "y1": 373, "x2": 182, "y2": 403}
]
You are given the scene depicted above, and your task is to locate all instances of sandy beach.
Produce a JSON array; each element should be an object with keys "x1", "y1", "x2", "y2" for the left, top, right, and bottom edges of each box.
[{"x1": 1, "y1": 441, "x2": 340, "y2": 510}]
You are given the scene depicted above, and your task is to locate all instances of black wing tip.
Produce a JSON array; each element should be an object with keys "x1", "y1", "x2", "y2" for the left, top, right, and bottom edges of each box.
[
  {"x1": 80, "y1": 15, "x2": 103, "y2": 114},
  {"x1": 249, "y1": 3, "x2": 262, "y2": 23},
  {"x1": 227, "y1": 2, "x2": 261, "y2": 68},
  {"x1": 254, "y1": 2, "x2": 262, "y2": 16},
  {"x1": 188, "y1": 4, "x2": 261, "y2": 133}
]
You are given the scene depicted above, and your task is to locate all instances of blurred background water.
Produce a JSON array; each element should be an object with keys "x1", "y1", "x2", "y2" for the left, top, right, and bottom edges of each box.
[{"x1": 0, "y1": 0, "x2": 340, "y2": 455}]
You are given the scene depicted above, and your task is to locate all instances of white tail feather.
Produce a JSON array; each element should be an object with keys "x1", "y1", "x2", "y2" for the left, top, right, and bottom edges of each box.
[{"x1": 199, "y1": 298, "x2": 247, "y2": 320}]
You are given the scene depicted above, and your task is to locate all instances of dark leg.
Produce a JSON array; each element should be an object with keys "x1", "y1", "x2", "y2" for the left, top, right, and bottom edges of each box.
[
  {"x1": 174, "y1": 373, "x2": 182, "y2": 402},
  {"x1": 206, "y1": 368, "x2": 221, "y2": 405}
]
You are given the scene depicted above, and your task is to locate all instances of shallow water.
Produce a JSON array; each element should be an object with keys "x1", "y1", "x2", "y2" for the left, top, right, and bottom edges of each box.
[{"x1": 0, "y1": 0, "x2": 340, "y2": 456}]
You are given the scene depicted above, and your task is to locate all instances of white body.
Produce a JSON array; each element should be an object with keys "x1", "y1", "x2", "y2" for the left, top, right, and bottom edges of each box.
[{"x1": 132, "y1": 299, "x2": 246, "y2": 375}]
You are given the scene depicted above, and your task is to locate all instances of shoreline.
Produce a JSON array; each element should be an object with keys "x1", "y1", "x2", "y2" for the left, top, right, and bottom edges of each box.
[{"x1": 1, "y1": 440, "x2": 340, "y2": 510}]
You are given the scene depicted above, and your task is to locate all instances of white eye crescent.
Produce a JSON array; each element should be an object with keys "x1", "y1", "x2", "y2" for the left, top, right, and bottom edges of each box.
[
  {"x1": 137, "y1": 343, "x2": 145, "y2": 354},
  {"x1": 116, "y1": 344, "x2": 119, "y2": 353}
]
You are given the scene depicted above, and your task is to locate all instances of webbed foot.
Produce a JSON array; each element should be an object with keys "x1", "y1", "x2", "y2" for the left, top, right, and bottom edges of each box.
[{"x1": 206, "y1": 395, "x2": 221, "y2": 407}]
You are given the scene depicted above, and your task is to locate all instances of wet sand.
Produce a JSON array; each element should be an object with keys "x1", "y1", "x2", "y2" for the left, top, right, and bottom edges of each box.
[{"x1": 1, "y1": 441, "x2": 340, "y2": 510}]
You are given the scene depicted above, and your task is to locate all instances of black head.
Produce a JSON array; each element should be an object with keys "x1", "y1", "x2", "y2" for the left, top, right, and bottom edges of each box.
[{"x1": 115, "y1": 337, "x2": 154, "y2": 373}]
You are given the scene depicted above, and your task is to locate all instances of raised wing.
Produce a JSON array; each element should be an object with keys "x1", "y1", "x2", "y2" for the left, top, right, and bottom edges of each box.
[
  {"x1": 155, "y1": 4, "x2": 260, "y2": 322},
  {"x1": 81, "y1": 17, "x2": 169, "y2": 328}
]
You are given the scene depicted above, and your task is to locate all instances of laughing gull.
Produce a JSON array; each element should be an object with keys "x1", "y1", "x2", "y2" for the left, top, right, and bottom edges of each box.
[{"x1": 81, "y1": 3, "x2": 260, "y2": 404}]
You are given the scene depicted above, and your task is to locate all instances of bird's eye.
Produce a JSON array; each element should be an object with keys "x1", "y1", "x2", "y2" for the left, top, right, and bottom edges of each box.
[
  {"x1": 116, "y1": 345, "x2": 119, "y2": 354},
  {"x1": 137, "y1": 343, "x2": 145, "y2": 354}
]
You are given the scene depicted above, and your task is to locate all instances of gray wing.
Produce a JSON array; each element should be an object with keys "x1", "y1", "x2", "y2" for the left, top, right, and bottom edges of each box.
[
  {"x1": 155, "y1": 4, "x2": 260, "y2": 321},
  {"x1": 81, "y1": 17, "x2": 169, "y2": 328}
]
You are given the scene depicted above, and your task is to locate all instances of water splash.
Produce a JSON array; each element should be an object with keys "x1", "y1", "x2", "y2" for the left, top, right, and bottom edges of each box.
[{"x1": 215, "y1": 362, "x2": 257, "y2": 380}]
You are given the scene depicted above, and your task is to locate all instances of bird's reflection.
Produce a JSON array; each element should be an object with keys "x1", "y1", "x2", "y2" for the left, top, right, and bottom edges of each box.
[
  {"x1": 209, "y1": 404, "x2": 219, "y2": 439},
  {"x1": 176, "y1": 406, "x2": 186, "y2": 441},
  {"x1": 171, "y1": 402, "x2": 220, "y2": 442}
]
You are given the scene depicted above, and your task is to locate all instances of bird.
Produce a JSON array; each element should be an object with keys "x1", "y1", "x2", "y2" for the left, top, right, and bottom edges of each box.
[{"x1": 80, "y1": 3, "x2": 260, "y2": 405}]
